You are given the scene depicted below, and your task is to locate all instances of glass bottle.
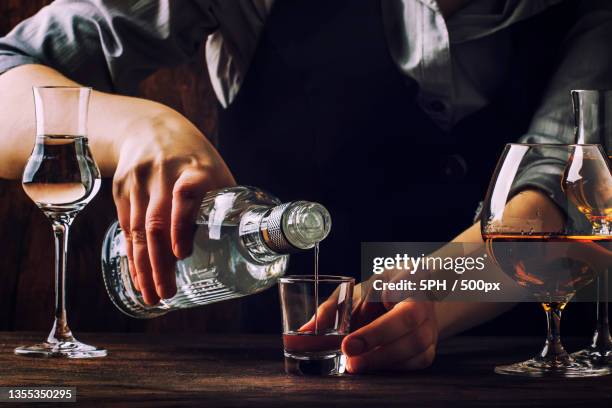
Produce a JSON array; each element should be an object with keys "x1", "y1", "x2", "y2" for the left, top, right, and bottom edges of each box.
[{"x1": 102, "y1": 186, "x2": 331, "y2": 318}]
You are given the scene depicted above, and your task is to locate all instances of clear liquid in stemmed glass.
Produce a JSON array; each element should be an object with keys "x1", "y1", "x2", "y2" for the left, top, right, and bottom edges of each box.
[
  {"x1": 15, "y1": 86, "x2": 106, "y2": 359},
  {"x1": 23, "y1": 135, "x2": 101, "y2": 213},
  {"x1": 16, "y1": 133, "x2": 104, "y2": 358}
]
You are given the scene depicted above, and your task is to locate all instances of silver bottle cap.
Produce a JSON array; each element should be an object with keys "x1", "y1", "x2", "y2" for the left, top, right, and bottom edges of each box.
[{"x1": 262, "y1": 201, "x2": 331, "y2": 253}]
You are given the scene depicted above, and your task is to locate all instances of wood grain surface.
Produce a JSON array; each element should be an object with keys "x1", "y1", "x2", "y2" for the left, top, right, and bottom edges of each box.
[
  {"x1": 1, "y1": 333, "x2": 611, "y2": 407},
  {"x1": 0, "y1": 0, "x2": 242, "y2": 333}
]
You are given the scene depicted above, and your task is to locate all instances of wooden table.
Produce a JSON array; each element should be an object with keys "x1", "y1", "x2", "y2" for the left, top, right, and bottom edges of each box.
[{"x1": 1, "y1": 332, "x2": 611, "y2": 407}]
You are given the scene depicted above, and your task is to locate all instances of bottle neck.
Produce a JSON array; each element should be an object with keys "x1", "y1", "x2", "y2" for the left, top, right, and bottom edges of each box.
[
  {"x1": 260, "y1": 203, "x2": 295, "y2": 253},
  {"x1": 239, "y1": 201, "x2": 331, "y2": 260}
]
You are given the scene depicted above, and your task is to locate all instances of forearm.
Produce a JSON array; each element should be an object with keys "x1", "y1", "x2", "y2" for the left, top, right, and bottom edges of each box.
[
  {"x1": 435, "y1": 299, "x2": 515, "y2": 340},
  {"x1": 0, "y1": 64, "x2": 180, "y2": 178},
  {"x1": 432, "y1": 223, "x2": 514, "y2": 338}
]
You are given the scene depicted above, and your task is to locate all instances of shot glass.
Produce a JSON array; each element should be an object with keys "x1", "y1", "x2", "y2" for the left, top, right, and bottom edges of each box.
[{"x1": 279, "y1": 275, "x2": 354, "y2": 376}]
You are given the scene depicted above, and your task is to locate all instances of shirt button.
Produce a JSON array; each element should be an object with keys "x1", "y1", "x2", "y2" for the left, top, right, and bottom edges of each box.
[
  {"x1": 440, "y1": 154, "x2": 468, "y2": 181},
  {"x1": 428, "y1": 100, "x2": 447, "y2": 113}
]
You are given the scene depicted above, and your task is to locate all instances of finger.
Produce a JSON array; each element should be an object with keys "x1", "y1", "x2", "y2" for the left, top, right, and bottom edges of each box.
[
  {"x1": 350, "y1": 282, "x2": 387, "y2": 331},
  {"x1": 146, "y1": 185, "x2": 177, "y2": 300},
  {"x1": 130, "y1": 187, "x2": 159, "y2": 305},
  {"x1": 115, "y1": 195, "x2": 140, "y2": 292},
  {"x1": 348, "y1": 344, "x2": 436, "y2": 373},
  {"x1": 171, "y1": 169, "x2": 210, "y2": 259},
  {"x1": 343, "y1": 301, "x2": 429, "y2": 356},
  {"x1": 345, "y1": 321, "x2": 436, "y2": 373},
  {"x1": 299, "y1": 290, "x2": 342, "y2": 333}
]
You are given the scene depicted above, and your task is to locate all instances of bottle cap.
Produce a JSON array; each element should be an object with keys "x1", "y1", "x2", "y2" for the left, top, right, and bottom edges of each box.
[{"x1": 262, "y1": 201, "x2": 331, "y2": 253}]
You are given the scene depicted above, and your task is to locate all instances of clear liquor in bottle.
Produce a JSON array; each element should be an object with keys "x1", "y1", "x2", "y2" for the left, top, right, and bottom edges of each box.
[{"x1": 102, "y1": 186, "x2": 331, "y2": 318}]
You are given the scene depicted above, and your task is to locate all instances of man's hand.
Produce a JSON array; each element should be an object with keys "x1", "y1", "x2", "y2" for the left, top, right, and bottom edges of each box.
[
  {"x1": 308, "y1": 281, "x2": 438, "y2": 373},
  {"x1": 112, "y1": 111, "x2": 235, "y2": 305},
  {"x1": 0, "y1": 66, "x2": 235, "y2": 305},
  {"x1": 342, "y1": 282, "x2": 438, "y2": 373}
]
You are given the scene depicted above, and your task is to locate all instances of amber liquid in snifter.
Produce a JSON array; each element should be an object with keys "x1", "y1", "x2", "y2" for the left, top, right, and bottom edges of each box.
[
  {"x1": 484, "y1": 234, "x2": 610, "y2": 304},
  {"x1": 562, "y1": 154, "x2": 612, "y2": 231},
  {"x1": 520, "y1": 148, "x2": 612, "y2": 303}
]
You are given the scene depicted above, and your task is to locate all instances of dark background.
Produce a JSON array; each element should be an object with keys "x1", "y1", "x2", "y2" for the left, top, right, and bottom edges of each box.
[{"x1": 0, "y1": 0, "x2": 599, "y2": 338}]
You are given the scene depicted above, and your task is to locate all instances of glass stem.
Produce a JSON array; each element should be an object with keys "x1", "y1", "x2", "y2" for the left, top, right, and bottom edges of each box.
[
  {"x1": 47, "y1": 215, "x2": 75, "y2": 343},
  {"x1": 592, "y1": 270, "x2": 612, "y2": 351},
  {"x1": 540, "y1": 302, "x2": 570, "y2": 362}
]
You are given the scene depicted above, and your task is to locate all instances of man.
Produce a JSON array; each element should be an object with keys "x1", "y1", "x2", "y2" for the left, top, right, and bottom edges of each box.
[{"x1": 0, "y1": 0, "x2": 610, "y2": 373}]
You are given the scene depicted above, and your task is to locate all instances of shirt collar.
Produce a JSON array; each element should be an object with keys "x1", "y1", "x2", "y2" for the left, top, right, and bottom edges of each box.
[{"x1": 415, "y1": 0, "x2": 442, "y2": 13}]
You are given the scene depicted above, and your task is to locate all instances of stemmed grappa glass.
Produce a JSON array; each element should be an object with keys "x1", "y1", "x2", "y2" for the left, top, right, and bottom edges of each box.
[
  {"x1": 569, "y1": 90, "x2": 612, "y2": 365},
  {"x1": 481, "y1": 143, "x2": 611, "y2": 377},
  {"x1": 15, "y1": 87, "x2": 105, "y2": 358}
]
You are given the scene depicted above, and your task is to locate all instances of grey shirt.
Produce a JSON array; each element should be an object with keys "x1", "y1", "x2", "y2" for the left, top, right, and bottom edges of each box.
[
  {"x1": 1, "y1": 0, "x2": 612, "y2": 206},
  {"x1": 2, "y1": 0, "x2": 611, "y2": 134}
]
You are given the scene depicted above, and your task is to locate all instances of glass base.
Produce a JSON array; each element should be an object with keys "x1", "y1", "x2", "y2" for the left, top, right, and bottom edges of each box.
[
  {"x1": 572, "y1": 348, "x2": 612, "y2": 366},
  {"x1": 15, "y1": 340, "x2": 107, "y2": 359},
  {"x1": 284, "y1": 351, "x2": 346, "y2": 376},
  {"x1": 495, "y1": 356, "x2": 610, "y2": 378}
]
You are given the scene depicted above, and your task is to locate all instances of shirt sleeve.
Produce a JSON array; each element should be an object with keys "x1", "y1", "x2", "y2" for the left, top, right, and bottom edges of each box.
[
  {"x1": 0, "y1": 0, "x2": 219, "y2": 94},
  {"x1": 514, "y1": 0, "x2": 612, "y2": 218}
]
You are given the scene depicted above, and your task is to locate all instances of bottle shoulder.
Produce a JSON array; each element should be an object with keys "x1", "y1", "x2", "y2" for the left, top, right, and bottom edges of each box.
[{"x1": 197, "y1": 186, "x2": 281, "y2": 225}]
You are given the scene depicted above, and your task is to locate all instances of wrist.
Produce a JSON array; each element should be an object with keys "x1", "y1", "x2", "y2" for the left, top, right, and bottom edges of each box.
[
  {"x1": 87, "y1": 90, "x2": 192, "y2": 176},
  {"x1": 112, "y1": 101, "x2": 194, "y2": 167}
]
